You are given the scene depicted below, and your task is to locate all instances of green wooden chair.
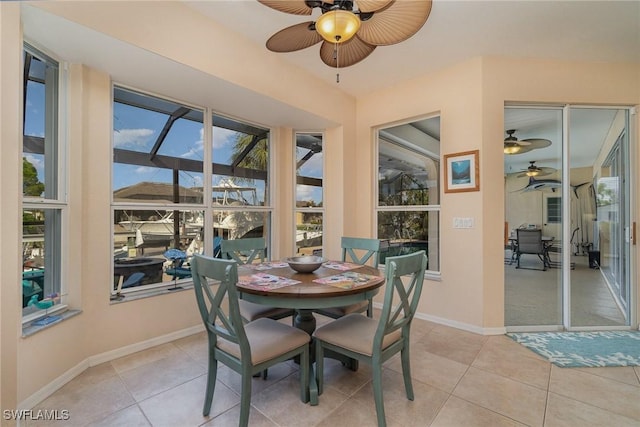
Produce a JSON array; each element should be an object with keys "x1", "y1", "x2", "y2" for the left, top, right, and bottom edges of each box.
[
  {"x1": 220, "y1": 237, "x2": 266, "y2": 265},
  {"x1": 314, "y1": 236, "x2": 381, "y2": 319},
  {"x1": 313, "y1": 250, "x2": 427, "y2": 427},
  {"x1": 220, "y1": 237, "x2": 294, "y2": 323},
  {"x1": 191, "y1": 255, "x2": 310, "y2": 426}
]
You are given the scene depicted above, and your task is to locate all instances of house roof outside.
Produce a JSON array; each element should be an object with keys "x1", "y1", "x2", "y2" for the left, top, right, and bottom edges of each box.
[{"x1": 113, "y1": 182, "x2": 202, "y2": 203}]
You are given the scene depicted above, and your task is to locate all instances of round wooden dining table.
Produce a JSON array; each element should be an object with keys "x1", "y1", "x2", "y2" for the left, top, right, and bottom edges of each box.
[
  {"x1": 236, "y1": 262, "x2": 385, "y2": 335},
  {"x1": 236, "y1": 261, "x2": 385, "y2": 406}
]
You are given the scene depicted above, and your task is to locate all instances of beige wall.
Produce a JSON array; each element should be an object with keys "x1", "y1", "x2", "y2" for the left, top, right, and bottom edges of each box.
[
  {"x1": 1, "y1": 1, "x2": 639, "y2": 413},
  {"x1": 355, "y1": 57, "x2": 640, "y2": 332},
  {"x1": 1, "y1": 2, "x2": 23, "y2": 416},
  {"x1": 357, "y1": 58, "x2": 488, "y2": 330},
  {"x1": 4, "y1": 2, "x2": 357, "y2": 407}
]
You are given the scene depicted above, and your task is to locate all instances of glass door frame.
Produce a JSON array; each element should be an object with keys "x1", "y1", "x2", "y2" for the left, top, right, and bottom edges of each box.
[
  {"x1": 563, "y1": 105, "x2": 635, "y2": 330},
  {"x1": 505, "y1": 104, "x2": 636, "y2": 331}
]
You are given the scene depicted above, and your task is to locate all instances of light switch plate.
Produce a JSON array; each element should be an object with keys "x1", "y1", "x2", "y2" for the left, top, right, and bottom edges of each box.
[{"x1": 453, "y1": 217, "x2": 474, "y2": 228}]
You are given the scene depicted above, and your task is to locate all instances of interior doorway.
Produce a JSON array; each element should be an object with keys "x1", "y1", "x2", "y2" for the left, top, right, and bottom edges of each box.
[{"x1": 504, "y1": 105, "x2": 634, "y2": 330}]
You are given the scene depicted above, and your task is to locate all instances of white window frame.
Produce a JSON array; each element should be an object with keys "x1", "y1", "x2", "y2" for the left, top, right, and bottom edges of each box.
[
  {"x1": 22, "y1": 42, "x2": 69, "y2": 323},
  {"x1": 375, "y1": 120, "x2": 441, "y2": 276},
  {"x1": 294, "y1": 132, "x2": 324, "y2": 256},
  {"x1": 111, "y1": 85, "x2": 273, "y2": 298}
]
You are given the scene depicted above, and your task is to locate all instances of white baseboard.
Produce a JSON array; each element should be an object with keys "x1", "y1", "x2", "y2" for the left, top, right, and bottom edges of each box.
[
  {"x1": 373, "y1": 302, "x2": 506, "y2": 336},
  {"x1": 21, "y1": 303, "x2": 514, "y2": 412},
  {"x1": 18, "y1": 324, "x2": 205, "y2": 411},
  {"x1": 18, "y1": 359, "x2": 90, "y2": 412},
  {"x1": 414, "y1": 312, "x2": 506, "y2": 335},
  {"x1": 88, "y1": 324, "x2": 204, "y2": 366}
]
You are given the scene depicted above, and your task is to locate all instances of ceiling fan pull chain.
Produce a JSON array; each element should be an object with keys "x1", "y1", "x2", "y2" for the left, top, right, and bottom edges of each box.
[{"x1": 334, "y1": 43, "x2": 340, "y2": 83}]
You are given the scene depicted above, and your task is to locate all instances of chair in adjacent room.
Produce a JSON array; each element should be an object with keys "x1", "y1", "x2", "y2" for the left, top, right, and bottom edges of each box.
[
  {"x1": 313, "y1": 250, "x2": 427, "y2": 427},
  {"x1": 314, "y1": 236, "x2": 381, "y2": 319},
  {"x1": 220, "y1": 237, "x2": 294, "y2": 323},
  {"x1": 515, "y1": 228, "x2": 549, "y2": 271},
  {"x1": 191, "y1": 255, "x2": 310, "y2": 426}
]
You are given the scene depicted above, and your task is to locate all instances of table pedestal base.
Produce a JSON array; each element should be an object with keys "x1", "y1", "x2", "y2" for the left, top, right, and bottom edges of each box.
[{"x1": 294, "y1": 309, "x2": 316, "y2": 335}]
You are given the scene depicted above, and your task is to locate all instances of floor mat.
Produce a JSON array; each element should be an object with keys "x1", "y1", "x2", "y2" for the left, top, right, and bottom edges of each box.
[{"x1": 507, "y1": 331, "x2": 640, "y2": 367}]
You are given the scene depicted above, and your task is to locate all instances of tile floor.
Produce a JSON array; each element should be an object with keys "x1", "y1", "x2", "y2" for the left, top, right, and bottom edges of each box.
[
  {"x1": 31, "y1": 315, "x2": 640, "y2": 426},
  {"x1": 505, "y1": 252, "x2": 626, "y2": 327}
]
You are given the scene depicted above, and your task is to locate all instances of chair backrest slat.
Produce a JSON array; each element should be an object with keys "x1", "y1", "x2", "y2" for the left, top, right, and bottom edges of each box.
[
  {"x1": 221, "y1": 237, "x2": 267, "y2": 265},
  {"x1": 374, "y1": 251, "x2": 427, "y2": 349},
  {"x1": 517, "y1": 229, "x2": 543, "y2": 253},
  {"x1": 341, "y1": 236, "x2": 381, "y2": 268},
  {"x1": 191, "y1": 255, "x2": 248, "y2": 350}
]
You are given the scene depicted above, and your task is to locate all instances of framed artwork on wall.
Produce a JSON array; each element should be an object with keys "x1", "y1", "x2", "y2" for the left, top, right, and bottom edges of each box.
[{"x1": 444, "y1": 150, "x2": 479, "y2": 193}]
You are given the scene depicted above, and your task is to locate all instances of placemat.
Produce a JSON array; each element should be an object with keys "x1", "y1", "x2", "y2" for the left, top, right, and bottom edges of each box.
[
  {"x1": 322, "y1": 261, "x2": 362, "y2": 271},
  {"x1": 244, "y1": 261, "x2": 289, "y2": 270},
  {"x1": 313, "y1": 272, "x2": 378, "y2": 289},
  {"x1": 238, "y1": 273, "x2": 301, "y2": 290}
]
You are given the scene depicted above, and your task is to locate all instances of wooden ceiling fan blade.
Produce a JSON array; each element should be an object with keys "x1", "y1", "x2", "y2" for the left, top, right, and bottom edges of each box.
[
  {"x1": 516, "y1": 165, "x2": 554, "y2": 178},
  {"x1": 358, "y1": 0, "x2": 432, "y2": 46},
  {"x1": 319, "y1": 37, "x2": 376, "y2": 68},
  {"x1": 266, "y1": 22, "x2": 323, "y2": 52},
  {"x1": 257, "y1": 0, "x2": 313, "y2": 15},
  {"x1": 356, "y1": 0, "x2": 394, "y2": 13},
  {"x1": 523, "y1": 138, "x2": 552, "y2": 149}
]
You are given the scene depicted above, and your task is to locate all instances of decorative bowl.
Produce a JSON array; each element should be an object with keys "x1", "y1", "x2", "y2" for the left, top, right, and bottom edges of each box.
[{"x1": 284, "y1": 256, "x2": 326, "y2": 273}]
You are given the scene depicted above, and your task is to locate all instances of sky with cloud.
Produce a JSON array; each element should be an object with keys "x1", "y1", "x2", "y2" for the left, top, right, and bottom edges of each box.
[{"x1": 25, "y1": 88, "x2": 322, "y2": 205}]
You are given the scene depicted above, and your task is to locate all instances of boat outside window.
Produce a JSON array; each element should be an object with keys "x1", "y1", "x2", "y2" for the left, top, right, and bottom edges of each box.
[
  {"x1": 112, "y1": 88, "x2": 273, "y2": 297},
  {"x1": 22, "y1": 44, "x2": 66, "y2": 318},
  {"x1": 211, "y1": 114, "x2": 272, "y2": 248},
  {"x1": 295, "y1": 133, "x2": 324, "y2": 256},
  {"x1": 376, "y1": 117, "x2": 441, "y2": 272}
]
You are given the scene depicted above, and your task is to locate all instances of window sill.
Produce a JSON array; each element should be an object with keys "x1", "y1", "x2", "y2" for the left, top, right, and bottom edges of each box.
[
  {"x1": 22, "y1": 309, "x2": 82, "y2": 337},
  {"x1": 425, "y1": 272, "x2": 442, "y2": 282},
  {"x1": 110, "y1": 282, "x2": 194, "y2": 304}
]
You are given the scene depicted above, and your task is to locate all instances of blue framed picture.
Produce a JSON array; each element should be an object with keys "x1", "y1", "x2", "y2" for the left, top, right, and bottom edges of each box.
[{"x1": 444, "y1": 150, "x2": 479, "y2": 193}]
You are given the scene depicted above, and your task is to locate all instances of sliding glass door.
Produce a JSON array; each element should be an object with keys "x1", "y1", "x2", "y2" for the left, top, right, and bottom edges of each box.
[
  {"x1": 504, "y1": 107, "x2": 563, "y2": 327},
  {"x1": 505, "y1": 106, "x2": 633, "y2": 330},
  {"x1": 568, "y1": 107, "x2": 630, "y2": 328}
]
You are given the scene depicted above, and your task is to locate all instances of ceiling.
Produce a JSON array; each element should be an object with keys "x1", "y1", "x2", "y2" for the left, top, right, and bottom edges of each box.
[
  {"x1": 185, "y1": 0, "x2": 640, "y2": 98},
  {"x1": 21, "y1": 1, "x2": 640, "y2": 172},
  {"x1": 185, "y1": 0, "x2": 639, "y2": 172}
]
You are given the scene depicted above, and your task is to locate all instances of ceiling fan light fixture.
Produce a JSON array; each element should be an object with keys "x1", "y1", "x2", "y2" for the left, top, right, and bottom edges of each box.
[
  {"x1": 316, "y1": 10, "x2": 361, "y2": 43},
  {"x1": 504, "y1": 142, "x2": 521, "y2": 154},
  {"x1": 526, "y1": 169, "x2": 540, "y2": 177}
]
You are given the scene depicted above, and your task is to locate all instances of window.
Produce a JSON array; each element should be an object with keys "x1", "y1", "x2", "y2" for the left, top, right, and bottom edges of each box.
[
  {"x1": 211, "y1": 114, "x2": 271, "y2": 247},
  {"x1": 112, "y1": 87, "x2": 272, "y2": 297},
  {"x1": 22, "y1": 44, "x2": 65, "y2": 316},
  {"x1": 376, "y1": 117, "x2": 440, "y2": 272},
  {"x1": 547, "y1": 197, "x2": 561, "y2": 223},
  {"x1": 295, "y1": 133, "x2": 323, "y2": 255}
]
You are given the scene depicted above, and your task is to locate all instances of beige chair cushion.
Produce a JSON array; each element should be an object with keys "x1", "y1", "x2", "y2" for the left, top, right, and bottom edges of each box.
[
  {"x1": 218, "y1": 318, "x2": 309, "y2": 365},
  {"x1": 313, "y1": 314, "x2": 402, "y2": 357},
  {"x1": 317, "y1": 300, "x2": 369, "y2": 318},
  {"x1": 238, "y1": 300, "x2": 292, "y2": 321}
]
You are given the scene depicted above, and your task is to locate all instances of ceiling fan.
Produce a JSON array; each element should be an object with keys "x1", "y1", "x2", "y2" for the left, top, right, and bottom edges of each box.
[
  {"x1": 258, "y1": 0, "x2": 433, "y2": 79},
  {"x1": 516, "y1": 161, "x2": 555, "y2": 178},
  {"x1": 503, "y1": 129, "x2": 552, "y2": 155}
]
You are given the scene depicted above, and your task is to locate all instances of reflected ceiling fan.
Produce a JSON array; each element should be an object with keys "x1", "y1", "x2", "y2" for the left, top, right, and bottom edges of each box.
[
  {"x1": 503, "y1": 129, "x2": 552, "y2": 155},
  {"x1": 516, "y1": 161, "x2": 555, "y2": 178},
  {"x1": 258, "y1": 0, "x2": 433, "y2": 81}
]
